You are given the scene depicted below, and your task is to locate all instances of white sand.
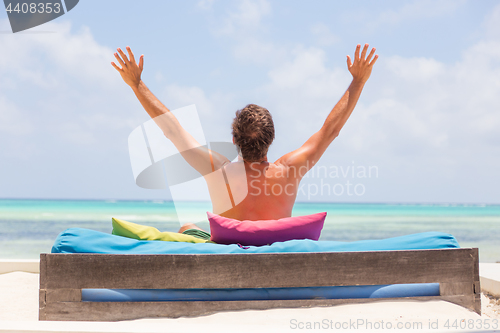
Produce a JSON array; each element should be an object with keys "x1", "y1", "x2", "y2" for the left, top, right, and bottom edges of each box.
[
  {"x1": 0, "y1": 272, "x2": 39, "y2": 321},
  {"x1": 0, "y1": 272, "x2": 499, "y2": 332},
  {"x1": 481, "y1": 263, "x2": 500, "y2": 298}
]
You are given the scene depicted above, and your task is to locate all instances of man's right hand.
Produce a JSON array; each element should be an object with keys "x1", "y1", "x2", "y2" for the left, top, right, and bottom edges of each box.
[
  {"x1": 111, "y1": 46, "x2": 144, "y2": 89},
  {"x1": 347, "y1": 44, "x2": 378, "y2": 84}
]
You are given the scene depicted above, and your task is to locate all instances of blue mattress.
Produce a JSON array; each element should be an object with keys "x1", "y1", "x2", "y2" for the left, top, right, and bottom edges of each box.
[
  {"x1": 52, "y1": 228, "x2": 459, "y2": 254},
  {"x1": 82, "y1": 283, "x2": 440, "y2": 302},
  {"x1": 51, "y1": 228, "x2": 456, "y2": 302}
]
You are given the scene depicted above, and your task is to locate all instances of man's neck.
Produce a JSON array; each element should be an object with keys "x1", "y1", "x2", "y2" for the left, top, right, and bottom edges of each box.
[{"x1": 238, "y1": 155, "x2": 268, "y2": 164}]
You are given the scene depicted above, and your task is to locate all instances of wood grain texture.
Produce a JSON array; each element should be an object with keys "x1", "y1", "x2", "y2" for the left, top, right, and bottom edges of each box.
[
  {"x1": 43, "y1": 295, "x2": 476, "y2": 321},
  {"x1": 38, "y1": 289, "x2": 46, "y2": 321},
  {"x1": 39, "y1": 248, "x2": 481, "y2": 321},
  {"x1": 440, "y1": 282, "x2": 473, "y2": 296},
  {"x1": 39, "y1": 254, "x2": 47, "y2": 321},
  {"x1": 40, "y1": 249, "x2": 476, "y2": 289},
  {"x1": 46, "y1": 289, "x2": 81, "y2": 302},
  {"x1": 472, "y1": 248, "x2": 482, "y2": 314}
]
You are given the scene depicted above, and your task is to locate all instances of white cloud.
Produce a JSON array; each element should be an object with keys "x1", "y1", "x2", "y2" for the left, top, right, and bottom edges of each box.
[
  {"x1": 223, "y1": 0, "x2": 270, "y2": 35},
  {"x1": 203, "y1": 0, "x2": 271, "y2": 36},
  {"x1": 343, "y1": 0, "x2": 465, "y2": 31},
  {"x1": 0, "y1": 21, "x2": 115, "y2": 87},
  {"x1": 481, "y1": 2, "x2": 500, "y2": 40},
  {"x1": 265, "y1": 47, "x2": 348, "y2": 95},
  {"x1": 383, "y1": 0, "x2": 463, "y2": 27},
  {"x1": 159, "y1": 83, "x2": 239, "y2": 144},
  {"x1": 310, "y1": 23, "x2": 339, "y2": 47},
  {"x1": 0, "y1": 96, "x2": 37, "y2": 160},
  {"x1": 200, "y1": 0, "x2": 281, "y2": 67},
  {"x1": 336, "y1": 41, "x2": 500, "y2": 169},
  {"x1": 386, "y1": 56, "x2": 445, "y2": 81},
  {"x1": 0, "y1": 19, "x2": 155, "y2": 199},
  {"x1": 163, "y1": 84, "x2": 215, "y2": 115},
  {"x1": 0, "y1": 96, "x2": 33, "y2": 136},
  {"x1": 0, "y1": 19, "x2": 142, "y2": 152},
  {"x1": 197, "y1": 0, "x2": 215, "y2": 11},
  {"x1": 231, "y1": 37, "x2": 287, "y2": 66}
]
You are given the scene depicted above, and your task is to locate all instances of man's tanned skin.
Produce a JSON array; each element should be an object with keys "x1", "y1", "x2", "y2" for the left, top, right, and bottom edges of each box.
[{"x1": 112, "y1": 44, "x2": 378, "y2": 231}]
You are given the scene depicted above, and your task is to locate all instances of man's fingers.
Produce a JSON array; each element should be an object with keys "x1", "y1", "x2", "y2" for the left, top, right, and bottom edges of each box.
[
  {"x1": 355, "y1": 44, "x2": 361, "y2": 62},
  {"x1": 126, "y1": 46, "x2": 136, "y2": 64},
  {"x1": 346, "y1": 55, "x2": 352, "y2": 68},
  {"x1": 114, "y1": 53, "x2": 125, "y2": 67},
  {"x1": 360, "y1": 44, "x2": 369, "y2": 61},
  {"x1": 139, "y1": 55, "x2": 144, "y2": 71},
  {"x1": 111, "y1": 62, "x2": 122, "y2": 72},
  {"x1": 366, "y1": 47, "x2": 376, "y2": 63},
  {"x1": 117, "y1": 48, "x2": 129, "y2": 64},
  {"x1": 369, "y1": 54, "x2": 379, "y2": 67}
]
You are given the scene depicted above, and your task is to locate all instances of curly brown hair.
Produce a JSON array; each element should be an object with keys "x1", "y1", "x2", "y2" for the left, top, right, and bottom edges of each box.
[{"x1": 231, "y1": 104, "x2": 275, "y2": 162}]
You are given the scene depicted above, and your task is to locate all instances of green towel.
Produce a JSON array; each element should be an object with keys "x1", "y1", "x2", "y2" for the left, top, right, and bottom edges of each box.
[{"x1": 182, "y1": 228, "x2": 212, "y2": 241}]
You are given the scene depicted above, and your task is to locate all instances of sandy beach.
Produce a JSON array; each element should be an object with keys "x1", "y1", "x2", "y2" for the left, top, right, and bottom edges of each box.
[{"x1": 1, "y1": 269, "x2": 499, "y2": 333}]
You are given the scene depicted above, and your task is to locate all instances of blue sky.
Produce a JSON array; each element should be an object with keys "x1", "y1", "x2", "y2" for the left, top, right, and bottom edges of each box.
[{"x1": 1, "y1": 0, "x2": 499, "y2": 203}]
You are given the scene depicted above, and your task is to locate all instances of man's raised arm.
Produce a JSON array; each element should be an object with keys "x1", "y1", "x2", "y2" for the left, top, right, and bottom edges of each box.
[
  {"x1": 276, "y1": 44, "x2": 378, "y2": 178},
  {"x1": 111, "y1": 47, "x2": 229, "y2": 176}
]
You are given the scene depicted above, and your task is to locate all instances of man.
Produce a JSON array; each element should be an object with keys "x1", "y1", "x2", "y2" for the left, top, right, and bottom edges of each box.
[{"x1": 112, "y1": 44, "x2": 378, "y2": 238}]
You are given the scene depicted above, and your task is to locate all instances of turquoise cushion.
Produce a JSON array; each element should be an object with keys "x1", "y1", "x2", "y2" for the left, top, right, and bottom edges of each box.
[{"x1": 51, "y1": 228, "x2": 459, "y2": 254}]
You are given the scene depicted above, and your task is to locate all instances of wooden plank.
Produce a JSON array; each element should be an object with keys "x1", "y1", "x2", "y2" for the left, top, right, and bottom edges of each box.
[
  {"x1": 38, "y1": 289, "x2": 46, "y2": 321},
  {"x1": 43, "y1": 295, "x2": 477, "y2": 321},
  {"x1": 38, "y1": 255, "x2": 47, "y2": 321},
  {"x1": 440, "y1": 282, "x2": 473, "y2": 296},
  {"x1": 438, "y1": 294, "x2": 477, "y2": 314},
  {"x1": 43, "y1": 249, "x2": 476, "y2": 289},
  {"x1": 40, "y1": 248, "x2": 481, "y2": 320},
  {"x1": 46, "y1": 289, "x2": 81, "y2": 303},
  {"x1": 39, "y1": 254, "x2": 47, "y2": 289},
  {"x1": 472, "y1": 248, "x2": 481, "y2": 314}
]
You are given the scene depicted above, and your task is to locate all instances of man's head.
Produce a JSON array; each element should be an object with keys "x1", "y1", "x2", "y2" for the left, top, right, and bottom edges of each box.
[{"x1": 231, "y1": 104, "x2": 275, "y2": 162}]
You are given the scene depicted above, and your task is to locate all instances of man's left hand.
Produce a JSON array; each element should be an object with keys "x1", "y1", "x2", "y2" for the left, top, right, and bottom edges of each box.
[{"x1": 111, "y1": 46, "x2": 144, "y2": 89}]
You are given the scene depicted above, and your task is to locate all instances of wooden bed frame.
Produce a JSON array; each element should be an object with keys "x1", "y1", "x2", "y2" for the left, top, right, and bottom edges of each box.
[{"x1": 39, "y1": 248, "x2": 481, "y2": 321}]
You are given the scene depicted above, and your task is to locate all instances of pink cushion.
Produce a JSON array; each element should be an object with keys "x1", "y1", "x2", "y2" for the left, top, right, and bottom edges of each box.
[{"x1": 207, "y1": 212, "x2": 327, "y2": 246}]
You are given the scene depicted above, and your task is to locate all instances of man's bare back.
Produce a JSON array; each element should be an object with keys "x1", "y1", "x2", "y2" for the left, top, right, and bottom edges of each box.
[
  {"x1": 111, "y1": 44, "x2": 378, "y2": 225},
  {"x1": 208, "y1": 160, "x2": 297, "y2": 220}
]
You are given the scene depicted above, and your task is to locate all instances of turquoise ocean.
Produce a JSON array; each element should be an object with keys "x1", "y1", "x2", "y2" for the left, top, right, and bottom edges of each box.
[{"x1": 1, "y1": 199, "x2": 499, "y2": 262}]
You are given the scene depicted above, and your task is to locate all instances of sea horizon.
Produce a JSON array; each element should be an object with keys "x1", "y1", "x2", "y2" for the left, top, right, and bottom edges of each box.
[
  {"x1": 1, "y1": 196, "x2": 500, "y2": 205},
  {"x1": 1, "y1": 198, "x2": 499, "y2": 262}
]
